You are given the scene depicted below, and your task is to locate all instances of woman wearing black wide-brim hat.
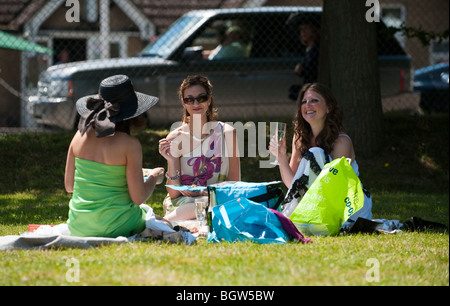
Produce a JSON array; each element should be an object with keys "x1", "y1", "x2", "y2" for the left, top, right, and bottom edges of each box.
[{"x1": 65, "y1": 75, "x2": 167, "y2": 238}]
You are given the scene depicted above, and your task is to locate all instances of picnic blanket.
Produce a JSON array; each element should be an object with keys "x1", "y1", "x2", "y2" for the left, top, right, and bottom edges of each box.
[
  {"x1": 0, "y1": 204, "x2": 196, "y2": 251},
  {"x1": 0, "y1": 227, "x2": 128, "y2": 250}
]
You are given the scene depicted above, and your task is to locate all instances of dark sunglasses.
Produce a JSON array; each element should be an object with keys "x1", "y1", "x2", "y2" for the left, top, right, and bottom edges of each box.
[{"x1": 183, "y1": 94, "x2": 209, "y2": 104}]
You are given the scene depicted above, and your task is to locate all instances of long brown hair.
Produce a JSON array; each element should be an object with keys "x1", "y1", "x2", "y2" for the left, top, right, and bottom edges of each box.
[
  {"x1": 293, "y1": 83, "x2": 344, "y2": 156},
  {"x1": 178, "y1": 75, "x2": 217, "y2": 123}
]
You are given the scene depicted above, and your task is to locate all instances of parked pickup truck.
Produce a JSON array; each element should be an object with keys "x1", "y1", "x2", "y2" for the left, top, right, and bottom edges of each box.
[{"x1": 30, "y1": 7, "x2": 412, "y2": 130}]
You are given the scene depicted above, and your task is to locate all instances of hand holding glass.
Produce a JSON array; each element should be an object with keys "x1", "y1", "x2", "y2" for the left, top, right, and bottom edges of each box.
[{"x1": 270, "y1": 122, "x2": 287, "y2": 165}]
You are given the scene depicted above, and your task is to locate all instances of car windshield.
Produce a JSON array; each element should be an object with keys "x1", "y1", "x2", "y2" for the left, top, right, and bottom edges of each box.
[{"x1": 140, "y1": 15, "x2": 203, "y2": 58}]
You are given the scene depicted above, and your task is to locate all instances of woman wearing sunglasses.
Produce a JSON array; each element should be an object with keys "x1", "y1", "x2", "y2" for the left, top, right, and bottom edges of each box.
[{"x1": 158, "y1": 75, "x2": 241, "y2": 221}]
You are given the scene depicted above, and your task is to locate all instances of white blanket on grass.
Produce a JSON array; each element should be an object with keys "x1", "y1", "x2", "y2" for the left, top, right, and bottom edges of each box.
[{"x1": 0, "y1": 205, "x2": 195, "y2": 251}]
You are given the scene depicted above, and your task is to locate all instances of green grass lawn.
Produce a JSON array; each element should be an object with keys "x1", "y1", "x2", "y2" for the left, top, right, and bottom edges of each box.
[{"x1": 0, "y1": 113, "x2": 448, "y2": 286}]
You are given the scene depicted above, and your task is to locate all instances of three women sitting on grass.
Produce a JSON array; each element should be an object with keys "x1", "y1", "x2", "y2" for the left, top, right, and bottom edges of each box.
[{"x1": 65, "y1": 74, "x2": 372, "y2": 238}]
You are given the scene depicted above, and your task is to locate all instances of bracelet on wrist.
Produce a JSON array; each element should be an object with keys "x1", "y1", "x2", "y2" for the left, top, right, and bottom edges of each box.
[{"x1": 165, "y1": 170, "x2": 180, "y2": 180}]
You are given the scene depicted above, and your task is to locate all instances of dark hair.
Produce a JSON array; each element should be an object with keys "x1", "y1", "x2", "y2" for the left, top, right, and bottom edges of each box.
[
  {"x1": 85, "y1": 98, "x2": 147, "y2": 135},
  {"x1": 294, "y1": 83, "x2": 344, "y2": 156},
  {"x1": 299, "y1": 22, "x2": 320, "y2": 46},
  {"x1": 178, "y1": 75, "x2": 217, "y2": 123},
  {"x1": 115, "y1": 114, "x2": 147, "y2": 134}
]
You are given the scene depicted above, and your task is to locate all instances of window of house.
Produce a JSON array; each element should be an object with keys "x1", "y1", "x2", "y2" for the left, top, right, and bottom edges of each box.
[
  {"x1": 87, "y1": 35, "x2": 127, "y2": 59},
  {"x1": 430, "y1": 39, "x2": 449, "y2": 64},
  {"x1": 381, "y1": 5, "x2": 406, "y2": 48}
]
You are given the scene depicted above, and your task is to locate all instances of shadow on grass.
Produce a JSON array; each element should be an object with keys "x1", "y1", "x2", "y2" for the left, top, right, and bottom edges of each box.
[{"x1": 0, "y1": 190, "x2": 69, "y2": 225}]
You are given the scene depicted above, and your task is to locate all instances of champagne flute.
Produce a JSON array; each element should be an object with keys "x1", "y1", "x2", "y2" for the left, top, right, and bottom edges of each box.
[
  {"x1": 270, "y1": 122, "x2": 287, "y2": 165},
  {"x1": 194, "y1": 198, "x2": 206, "y2": 227}
]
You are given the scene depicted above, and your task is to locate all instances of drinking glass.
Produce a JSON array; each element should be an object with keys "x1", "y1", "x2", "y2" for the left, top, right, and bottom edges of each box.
[
  {"x1": 194, "y1": 198, "x2": 206, "y2": 227},
  {"x1": 270, "y1": 122, "x2": 287, "y2": 165}
]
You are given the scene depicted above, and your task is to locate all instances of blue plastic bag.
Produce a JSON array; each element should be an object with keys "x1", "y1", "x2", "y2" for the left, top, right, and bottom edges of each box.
[
  {"x1": 207, "y1": 197, "x2": 290, "y2": 244},
  {"x1": 165, "y1": 185, "x2": 207, "y2": 192},
  {"x1": 208, "y1": 181, "x2": 284, "y2": 210}
]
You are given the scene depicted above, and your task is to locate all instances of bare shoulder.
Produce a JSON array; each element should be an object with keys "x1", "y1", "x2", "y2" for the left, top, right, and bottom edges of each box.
[
  {"x1": 335, "y1": 134, "x2": 353, "y2": 146},
  {"x1": 70, "y1": 130, "x2": 82, "y2": 145},
  {"x1": 116, "y1": 133, "x2": 143, "y2": 164},
  {"x1": 332, "y1": 134, "x2": 355, "y2": 160},
  {"x1": 114, "y1": 132, "x2": 141, "y2": 150}
]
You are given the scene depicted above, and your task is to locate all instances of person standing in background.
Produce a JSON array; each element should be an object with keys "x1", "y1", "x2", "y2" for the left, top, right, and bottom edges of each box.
[{"x1": 288, "y1": 13, "x2": 321, "y2": 101}]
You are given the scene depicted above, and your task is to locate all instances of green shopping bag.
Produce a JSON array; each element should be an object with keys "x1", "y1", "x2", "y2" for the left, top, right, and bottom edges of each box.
[{"x1": 289, "y1": 157, "x2": 364, "y2": 236}]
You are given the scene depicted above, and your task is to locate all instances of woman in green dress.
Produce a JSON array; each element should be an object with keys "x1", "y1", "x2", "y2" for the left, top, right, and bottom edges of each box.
[{"x1": 65, "y1": 75, "x2": 166, "y2": 238}]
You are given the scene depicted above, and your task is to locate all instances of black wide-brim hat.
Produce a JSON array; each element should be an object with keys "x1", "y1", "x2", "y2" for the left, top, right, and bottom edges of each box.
[{"x1": 76, "y1": 75, "x2": 159, "y2": 122}]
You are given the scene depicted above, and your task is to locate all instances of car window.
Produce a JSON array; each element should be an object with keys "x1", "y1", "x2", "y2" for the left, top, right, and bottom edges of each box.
[
  {"x1": 186, "y1": 13, "x2": 304, "y2": 60},
  {"x1": 189, "y1": 17, "x2": 255, "y2": 60},
  {"x1": 250, "y1": 13, "x2": 302, "y2": 58},
  {"x1": 141, "y1": 15, "x2": 203, "y2": 58},
  {"x1": 156, "y1": 10, "x2": 407, "y2": 63}
]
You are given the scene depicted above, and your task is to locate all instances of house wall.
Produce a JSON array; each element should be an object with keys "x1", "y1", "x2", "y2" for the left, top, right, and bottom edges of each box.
[
  {"x1": 39, "y1": 1, "x2": 146, "y2": 59},
  {"x1": 381, "y1": 0, "x2": 448, "y2": 68},
  {"x1": 0, "y1": 1, "x2": 150, "y2": 127}
]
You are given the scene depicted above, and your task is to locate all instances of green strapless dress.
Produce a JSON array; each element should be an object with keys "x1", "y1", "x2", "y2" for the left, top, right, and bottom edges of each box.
[{"x1": 67, "y1": 158, "x2": 146, "y2": 237}]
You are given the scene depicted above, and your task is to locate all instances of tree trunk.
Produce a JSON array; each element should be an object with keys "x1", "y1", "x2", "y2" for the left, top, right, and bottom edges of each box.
[{"x1": 319, "y1": 0, "x2": 384, "y2": 158}]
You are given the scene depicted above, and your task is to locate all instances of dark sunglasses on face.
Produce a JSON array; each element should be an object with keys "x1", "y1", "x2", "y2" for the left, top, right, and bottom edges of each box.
[{"x1": 183, "y1": 94, "x2": 209, "y2": 104}]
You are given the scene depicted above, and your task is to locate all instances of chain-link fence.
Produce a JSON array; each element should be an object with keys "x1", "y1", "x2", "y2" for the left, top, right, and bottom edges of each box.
[{"x1": 0, "y1": 0, "x2": 448, "y2": 130}]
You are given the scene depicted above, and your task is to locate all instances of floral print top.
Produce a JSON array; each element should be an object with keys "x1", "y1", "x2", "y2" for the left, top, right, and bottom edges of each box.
[{"x1": 180, "y1": 121, "x2": 229, "y2": 186}]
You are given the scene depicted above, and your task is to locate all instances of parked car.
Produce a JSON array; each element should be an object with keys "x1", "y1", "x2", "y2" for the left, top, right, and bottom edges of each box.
[
  {"x1": 29, "y1": 7, "x2": 412, "y2": 130},
  {"x1": 413, "y1": 62, "x2": 449, "y2": 113}
]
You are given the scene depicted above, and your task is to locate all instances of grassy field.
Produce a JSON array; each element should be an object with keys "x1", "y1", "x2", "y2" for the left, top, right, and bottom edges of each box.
[{"x1": 0, "y1": 113, "x2": 448, "y2": 286}]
